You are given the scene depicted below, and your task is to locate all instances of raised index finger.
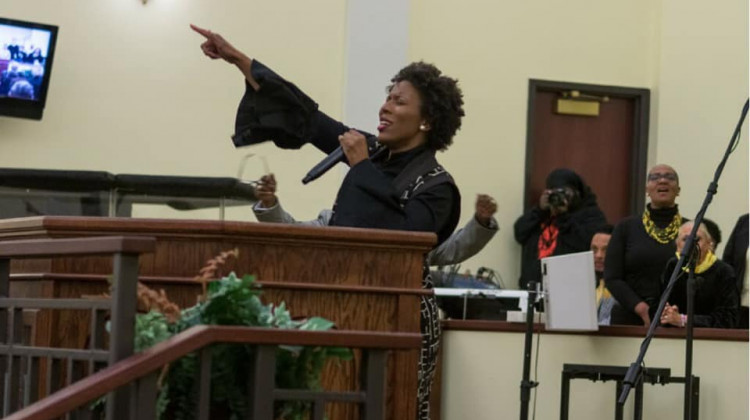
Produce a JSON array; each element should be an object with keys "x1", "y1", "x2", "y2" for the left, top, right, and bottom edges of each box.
[{"x1": 190, "y1": 24, "x2": 212, "y2": 38}]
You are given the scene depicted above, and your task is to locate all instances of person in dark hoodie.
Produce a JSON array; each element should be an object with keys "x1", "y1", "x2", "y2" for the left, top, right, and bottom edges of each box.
[{"x1": 513, "y1": 168, "x2": 607, "y2": 290}]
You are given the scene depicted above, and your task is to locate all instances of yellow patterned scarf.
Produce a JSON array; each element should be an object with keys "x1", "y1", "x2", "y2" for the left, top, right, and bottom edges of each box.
[
  {"x1": 642, "y1": 207, "x2": 681, "y2": 244},
  {"x1": 677, "y1": 249, "x2": 718, "y2": 274}
]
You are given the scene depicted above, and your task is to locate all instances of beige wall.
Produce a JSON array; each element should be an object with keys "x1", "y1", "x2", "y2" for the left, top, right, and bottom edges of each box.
[
  {"x1": 409, "y1": 0, "x2": 661, "y2": 284},
  {"x1": 409, "y1": 0, "x2": 748, "y2": 284},
  {"x1": 1, "y1": 2, "x2": 748, "y2": 418},
  {"x1": 655, "y1": 0, "x2": 749, "y2": 253},
  {"x1": 1, "y1": 0, "x2": 348, "y2": 222},
  {"x1": 1, "y1": 0, "x2": 748, "y2": 283},
  {"x1": 441, "y1": 329, "x2": 749, "y2": 419}
]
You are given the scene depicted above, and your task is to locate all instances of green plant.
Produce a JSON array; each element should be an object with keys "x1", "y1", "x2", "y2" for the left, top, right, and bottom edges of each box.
[{"x1": 135, "y1": 272, "x2": 352, "y2": 420}]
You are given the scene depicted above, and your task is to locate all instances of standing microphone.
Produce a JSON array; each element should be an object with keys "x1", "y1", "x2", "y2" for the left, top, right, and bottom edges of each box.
[{"x1": 301, "y1": 135, "x2": 386, "y2": 184}]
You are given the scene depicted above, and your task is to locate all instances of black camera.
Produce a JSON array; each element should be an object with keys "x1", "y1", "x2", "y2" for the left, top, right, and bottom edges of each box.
[{"x1": 548, "y1": 188, "x2": 568, "y2": 209}]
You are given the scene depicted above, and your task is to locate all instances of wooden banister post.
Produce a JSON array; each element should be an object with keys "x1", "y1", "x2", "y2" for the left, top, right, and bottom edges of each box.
[
  {"x1": 105, "y1": 252, "x2": 141, "y2": 420},
  {"x1": 248, "y1": 345, "x2": 276, "y2": 420},
  {"x1": 0, "y1": 258, "x2": 9, "y2": 416},
  {"x1": 0, "y1": 258, "x2": 9, "y2": 345},
  {"x1": 362, "y1": 350, "x2": 387, "y2": 420}
]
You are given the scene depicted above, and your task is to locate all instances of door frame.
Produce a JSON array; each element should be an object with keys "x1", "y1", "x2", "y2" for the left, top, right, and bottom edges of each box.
[{"x1": 524, "y1": 79, "x2": 651, "y2": 217}]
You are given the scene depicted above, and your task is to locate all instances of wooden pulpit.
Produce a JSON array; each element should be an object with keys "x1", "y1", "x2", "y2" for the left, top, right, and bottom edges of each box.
[{"x1": 0, "y1": 216, "x2": 435, "y2": 420}]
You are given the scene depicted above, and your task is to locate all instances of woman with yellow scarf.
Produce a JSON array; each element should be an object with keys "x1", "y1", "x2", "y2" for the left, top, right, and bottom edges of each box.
[
  {"x1": 606, "y1": 164, "x2": 685, "y2": 326},
  {"x1": 660, "y1": 221, "x2": 739, "y2": 328}
]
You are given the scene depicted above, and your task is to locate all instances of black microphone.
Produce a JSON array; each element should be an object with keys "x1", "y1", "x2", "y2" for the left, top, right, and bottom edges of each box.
[{"x1": 301, "y1": 136, "x2": 386, "y2": 184}]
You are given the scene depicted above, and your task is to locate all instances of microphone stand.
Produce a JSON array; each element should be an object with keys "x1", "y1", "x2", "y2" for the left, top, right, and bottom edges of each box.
[
  {"x1": 519, "y1": 280, "x2": 540, "y2": 420},
  {"x1": 684, "y1": 251, "x2": 697, "y2": 420},
  {"x1": 617, "y1": 99, "x2": 749, "y2": 418}
]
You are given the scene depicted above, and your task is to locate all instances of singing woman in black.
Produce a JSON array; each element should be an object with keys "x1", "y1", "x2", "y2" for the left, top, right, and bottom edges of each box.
[
  {"x1": 605, "y1": 164, "x2": 686, "y2": 326},
  {"x1": 191, "y1": 24, "x2": 464, "y2": 419}
]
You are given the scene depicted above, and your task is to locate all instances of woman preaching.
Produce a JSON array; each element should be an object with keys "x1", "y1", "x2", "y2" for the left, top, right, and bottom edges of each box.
[{"x1": 192, "y1": 24, "x2": 465, "y2": 419}]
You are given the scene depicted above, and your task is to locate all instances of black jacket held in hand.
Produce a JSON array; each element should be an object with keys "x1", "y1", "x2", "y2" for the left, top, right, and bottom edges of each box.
[
  {"x1": 232, "y1": 60, "x2": 320, "y2": 151},
  {"x1": 230, "y1": 59, "x2": 461, "y2": 248}
]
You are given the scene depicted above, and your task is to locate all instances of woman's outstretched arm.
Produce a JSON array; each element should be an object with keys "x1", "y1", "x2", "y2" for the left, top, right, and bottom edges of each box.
[{"x1": 190, "y1": 24, "x2": 259, "y2": 91}]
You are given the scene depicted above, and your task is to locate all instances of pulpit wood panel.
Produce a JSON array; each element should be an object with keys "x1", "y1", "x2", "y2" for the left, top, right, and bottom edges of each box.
[{"x1": 0, "y1": 216, "x2": 435, "y2": 420}]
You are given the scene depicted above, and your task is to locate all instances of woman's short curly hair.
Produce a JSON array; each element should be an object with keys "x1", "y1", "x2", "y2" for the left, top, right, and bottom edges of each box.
[{"x1": 389, "y1": 62, "x2": 465, "y2": 151}]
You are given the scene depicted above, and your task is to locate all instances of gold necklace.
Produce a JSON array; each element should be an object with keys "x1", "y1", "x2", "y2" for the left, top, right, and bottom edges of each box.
[{"x1": 642, "y1": 208, "x2": 681, "y2": 244}]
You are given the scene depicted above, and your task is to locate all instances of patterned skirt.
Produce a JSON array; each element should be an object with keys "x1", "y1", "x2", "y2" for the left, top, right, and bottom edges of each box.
[{"x1": 417, "y1": 266, "x2": 441, "y2": 420}]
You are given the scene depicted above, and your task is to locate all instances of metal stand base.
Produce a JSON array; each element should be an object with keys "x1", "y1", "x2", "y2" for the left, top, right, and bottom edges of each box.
[{"x1": 560, "y1": 364, "x2": 699, "y2": 420}]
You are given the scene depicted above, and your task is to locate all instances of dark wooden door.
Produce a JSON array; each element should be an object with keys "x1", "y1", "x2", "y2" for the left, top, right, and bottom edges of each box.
[{"x1": 525, "y1": 80, "x2": 651, "y2": 224}]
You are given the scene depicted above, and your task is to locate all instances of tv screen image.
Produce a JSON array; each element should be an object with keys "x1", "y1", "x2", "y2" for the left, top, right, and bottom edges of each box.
[{"x1": 0, "y1": 17, "x2": 58, "y2": 120}]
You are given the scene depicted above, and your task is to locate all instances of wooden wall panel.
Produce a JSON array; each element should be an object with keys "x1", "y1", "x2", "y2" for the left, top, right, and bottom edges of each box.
[{"x1": 0, "y1": 216, "x2": 434, "y2": 420}]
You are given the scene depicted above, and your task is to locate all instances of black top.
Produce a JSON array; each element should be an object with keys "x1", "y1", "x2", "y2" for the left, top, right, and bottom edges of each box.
[
  {"x1": 331, "y1": 146, "x2": 459, "y2": 245},
  {"x1": 662, "y1": 257, "x2": 738, "y2": 328},
  {"x1": 232, "y1": 61, "x2": 320, "y2": 151},
  {"x1": 605, "y1": 205, "x2": 684, "y2": 312},
  {"x1": 232, "y1": 60, "x2": 460, "y2": 247},
  {"x1": 513, "y1": 196, "x2": 607, "y2": 289},
  {"x1": 722, "y1": 214, "x2": 748, "y2": 296}
]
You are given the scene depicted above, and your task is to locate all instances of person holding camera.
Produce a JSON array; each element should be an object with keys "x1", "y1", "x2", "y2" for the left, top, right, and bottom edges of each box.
[{"x1": 514, "y1": 168, "x2": 607, "y2": 289}]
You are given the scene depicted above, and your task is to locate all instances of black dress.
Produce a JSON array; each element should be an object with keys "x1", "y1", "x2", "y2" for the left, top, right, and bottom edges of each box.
[
  {"x1": 605, "y1": 205, "x2": 684, "y2": 325},
  {"x1": 662, "y1": 257, "x2": 738, "y2": 328},
  {"x1": 233, "y1": 60, "x2": 461, "y2": 419}
]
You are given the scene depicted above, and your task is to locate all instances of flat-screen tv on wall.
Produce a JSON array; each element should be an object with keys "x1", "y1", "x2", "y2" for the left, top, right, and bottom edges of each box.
[{"x1": 0, "y1": 17, "x2": 58, "y2": 120}]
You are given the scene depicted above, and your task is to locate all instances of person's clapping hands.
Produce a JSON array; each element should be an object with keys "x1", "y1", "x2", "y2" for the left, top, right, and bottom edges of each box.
[{"x1": 660, "y1": 303, "x2": 683, "y2": 327}]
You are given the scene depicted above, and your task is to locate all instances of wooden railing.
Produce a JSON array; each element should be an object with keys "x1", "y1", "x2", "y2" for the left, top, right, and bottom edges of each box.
[
  {"x1": 0, "y1": 236, "x2": 156, "y2": 418},
  {"x1": 3, "y1": 326, "x2": 422, "y2": 420},
  {"x1": 441, "y1": 319, "x2": 749, "y2": 341},
  {"x1": 0, "y1": 216, "x2": 433, "y2": 419}
]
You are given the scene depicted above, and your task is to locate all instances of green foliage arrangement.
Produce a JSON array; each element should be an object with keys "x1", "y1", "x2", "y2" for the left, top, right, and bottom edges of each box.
[{"x1": 134, "y1": 259, "x2": 352, "y2": 420}]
